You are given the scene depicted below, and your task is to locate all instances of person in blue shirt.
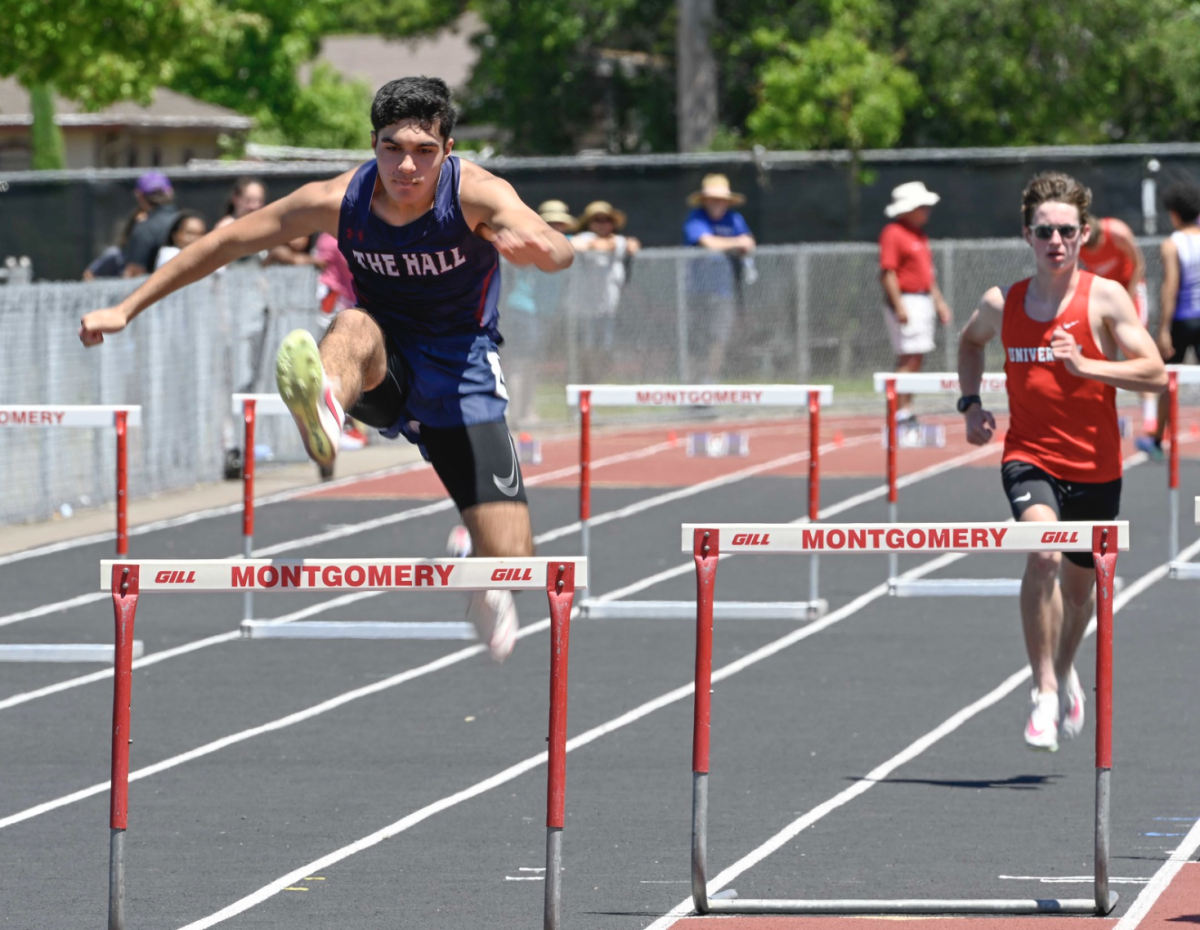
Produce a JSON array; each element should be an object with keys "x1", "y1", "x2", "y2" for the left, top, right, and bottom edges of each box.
[
  {"x1": 682, "y1": 174, "x2": 756, "y2": 382},
  {"x1": 79, "y1": 77, "x2": 575, "y2": 662}
]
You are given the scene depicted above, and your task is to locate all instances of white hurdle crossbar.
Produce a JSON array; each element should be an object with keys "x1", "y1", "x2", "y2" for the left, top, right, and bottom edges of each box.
[
  {"x1": 99, "y1": 557, "x2": 583, "y2": 930},
  {"x1": 567, "y1": 384, "x2": 833, "y2": 620},
  {"x1": 1169, "y1": 493, "x2": 1200, "y2": 580},
  {"x1": 0, "y1": 405, "x2": 142, "y2": 664},
  {"x1": 683, "y1": 521, "x2": 1126, "y2": 916},
  {"x1": 873, "y1": 373, "x2": 1026, "y2": 596}
]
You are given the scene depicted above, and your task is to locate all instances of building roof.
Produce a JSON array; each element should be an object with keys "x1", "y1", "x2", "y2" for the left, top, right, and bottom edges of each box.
[
  {"x1": 0, "y1": 78, "x2": 253, "y2": 130},
  {"x1": 311, "y1": 14, "x2": 483, "y2": 93}
]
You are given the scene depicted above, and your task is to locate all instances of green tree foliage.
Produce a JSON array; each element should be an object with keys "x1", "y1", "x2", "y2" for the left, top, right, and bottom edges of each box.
[
  {"x1": 904, "y1": 0, "x2": 1200, "y2": 146},
  {"x1": 28, "y1": 84, "x2": 66, "y2": 170},
  {"x1": 251, "y1": 64, "x2": 375, "y2": 150}
]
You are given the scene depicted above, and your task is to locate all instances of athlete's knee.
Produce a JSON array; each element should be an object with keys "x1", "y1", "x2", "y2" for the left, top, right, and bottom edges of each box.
[
  {"x1": 1025, "y1": 550, "x2": 1061, "y2": 582},
  {"x1": 323, "y1": 309, "x2": 387, "y2": 387}
]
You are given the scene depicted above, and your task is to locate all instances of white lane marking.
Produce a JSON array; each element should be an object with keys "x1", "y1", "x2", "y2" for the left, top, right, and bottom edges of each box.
[
  {"x1": 170, "y1": 552, "x2": 962, "y2": 930},
  {"x1": 1112, "y1": 816, "x2": 1200, "y2": 930},
  {"x1": 999, "y1": 875, "x2": 1150, "y2": 885},
  {"x1": 639, "y1": 531, "x2": 1197, "y2": 930},
  {"x1": 0, "y1": 441, "x2": 673, "y2": 628}
]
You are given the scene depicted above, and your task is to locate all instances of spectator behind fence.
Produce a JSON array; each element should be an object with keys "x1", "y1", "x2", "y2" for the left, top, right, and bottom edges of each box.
[
  {"x1": 568, "y1": 201, "x2": 638, "y2": 364},
  {"x1": 879, "y1": 181, "x2": 953, "y2": 426},
  {"x1": 154, "y1": 211, "x2": 208, "y2": 269},
  {"x1": 216, "y1": 177, "x2": 308, "y2": 267},
  {"x1": 683, "y1": 174, "x2": 756, "y2": 383},
  {"x1": 83, "y1": 207, "x2": 146, "y2": 280},
  {"x1": 315, "y1": 232, "x2": 357, "y2": 320},
  {"x1": 503, "y1": 200, "x2": 577, "y2": 426},
  {"x1": 123, "y1": 172, "x2": 179, "y2": 277}
]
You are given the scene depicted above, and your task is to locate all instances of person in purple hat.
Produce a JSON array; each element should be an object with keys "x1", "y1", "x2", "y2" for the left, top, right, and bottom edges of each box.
[{"x1": 123, "y1": 171, "x2": 179, "y2": 276}]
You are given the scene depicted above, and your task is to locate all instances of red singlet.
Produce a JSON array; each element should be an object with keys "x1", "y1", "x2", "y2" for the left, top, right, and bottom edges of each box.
[
  {"x1": 1002, "y1": 272, "x2": 1122, "y2": 483},
  {"x1": 1079, "y1": 218, "x2": 1137, "y2": 287}
]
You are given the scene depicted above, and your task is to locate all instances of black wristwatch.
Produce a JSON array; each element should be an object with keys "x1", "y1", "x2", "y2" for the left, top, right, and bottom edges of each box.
[{"x1": 956, "y1": 394, "x2": 981, "y2": 414}]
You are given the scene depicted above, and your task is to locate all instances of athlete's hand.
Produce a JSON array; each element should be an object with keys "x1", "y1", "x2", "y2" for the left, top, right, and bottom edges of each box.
[
  {"x1": 475, "y1": 223, "x2": 555, "y2": 267},
  {"x1": 79, "y1": 308, "x2": 129, "y2": 347},
  {"x1": 935, "y1": 301, "x2": 953, "y2": 326},
  {"x1": 1157, "y1": 329, "x2": 1174, "y2": 361},
  {"x1": 964, "y1": 405, "x2": 996, "y2": 445},
  {"x1": 892, "y1": 305, "x2": 909, "y2": 325},
  {"x1": 1051, "y1": 326, "x2": 1085, "y2": 376}
]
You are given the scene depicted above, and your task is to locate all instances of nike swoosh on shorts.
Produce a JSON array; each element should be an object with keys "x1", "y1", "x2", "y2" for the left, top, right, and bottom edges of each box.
[
  {"x1": 1013, "y1": 492, "x2": 1032, "y2": 503},
  {"x1": 493, "y1": 434, "x2": 521, "y2": 498}
]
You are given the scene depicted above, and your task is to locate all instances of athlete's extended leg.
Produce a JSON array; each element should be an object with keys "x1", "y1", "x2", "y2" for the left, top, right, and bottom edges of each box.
[
  {"x1": 1018, "y1": 503, "x2": 1064, "y2": 750},
  {"x1": 275, "y1": 309, "x2": 387, "y2": 467},
  {"x1": 895, "y1": 352, "x2": 924, "y2": 419},
  {"x1": 462, "y1": 501, "x2": 535, "y2": 559}
]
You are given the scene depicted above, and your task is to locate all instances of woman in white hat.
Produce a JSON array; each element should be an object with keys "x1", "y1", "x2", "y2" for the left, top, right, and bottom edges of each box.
[
  {"x1": 879, "y1": 181, "x2": 954, "y2": 424},
  {"x1": 683, "y1": 174, "x2": 756, "y2": 382},
  {"x1": 571, "y1": 201, "x2": 640, "y2": 370}
]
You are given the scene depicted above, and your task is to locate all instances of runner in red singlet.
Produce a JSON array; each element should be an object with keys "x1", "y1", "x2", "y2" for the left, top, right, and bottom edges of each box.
[{"x1": 956, "y1": 172, "x2": 1166, "y2": 752}]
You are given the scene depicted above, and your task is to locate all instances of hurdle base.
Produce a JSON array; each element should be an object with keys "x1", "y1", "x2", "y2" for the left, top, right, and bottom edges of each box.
[
  {"x1": 581, "y1": 599, "x2": 827, "y2": 621},
  {"x1": 889, "y1": 578, "x2": 1124, "y2": 598},
  {"x1": 0, "y1": 641, "x2": 144, "y2": 663},
  {"x1": 240, "y1": 621, "x2": 476, "y2": 640},
  {"x1": 1168, "y1": 561, "x2": 1200, "y2": 580},
  {"x1": 702, "y1": 894, "x2": 1116, "y2": 915}
]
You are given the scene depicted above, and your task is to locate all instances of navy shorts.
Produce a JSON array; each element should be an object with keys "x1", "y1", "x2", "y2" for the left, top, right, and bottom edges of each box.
[
  {"x1": 1000, "y1": 460, "x2": 1121, "y2": 568},
  {"x1": 347, "y1": 328, "x2": 526, "y2": 511}
]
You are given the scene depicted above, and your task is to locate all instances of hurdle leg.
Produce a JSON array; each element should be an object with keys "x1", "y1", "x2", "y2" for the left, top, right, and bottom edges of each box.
[
  {"x1": 116, "y1": 411, "x2": 128, "y2": 556},
  {"x1": 1168, "y1": 371, "x2": 1179, "y2": 562},
  {"x1": 109, "y1": 564, "x2": 141, "y2": 930},
  {"x1": 691, "y1": 528, "x2": 719, "y2": 914},
  {"x1": 578, "y1": 391, "x2": 592, "y2": 595},
  {"x1": 1092, "y1": 526, "x2": 1119, "y2": 915},
  {"x1": 885, "y1": 379, "x2": 899, "y2": 582},
  {"x1": 544, "y1": 563, "x2": 576, "y2": 930},
  {"x1": 808, "y1": 391, "x2": 821, "y2": 614},
  {"x1": 242, "y1": 399, "x2": 256, "y2": 622}
]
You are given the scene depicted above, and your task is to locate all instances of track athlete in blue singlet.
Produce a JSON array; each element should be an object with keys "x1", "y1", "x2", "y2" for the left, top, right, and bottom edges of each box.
[{"x1": 79, "y1": 78, "x2": 575, "y2": 661}]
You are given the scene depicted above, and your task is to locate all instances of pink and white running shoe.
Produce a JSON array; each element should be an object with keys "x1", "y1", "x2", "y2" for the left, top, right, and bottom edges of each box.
[
  {"x1": 1058, "y1": 667, "x2": 1086, "y2": 741},
  {"x1": 467, "y1": 589, "x2": 519, "y2": 663},
  {"x1": 275, "y1": 329, "x2": 344, "y2": 469},
  {"x1": 446, "y1": 525, "x2": 473, "y2": 559},
  {"x1": 1025, "y1": 689, "x2": 1059, "y2": 752}
]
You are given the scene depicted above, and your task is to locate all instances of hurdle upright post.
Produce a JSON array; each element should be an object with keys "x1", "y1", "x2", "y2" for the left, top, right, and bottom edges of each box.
[
  {"x1": 242, "y1": 398, "x2": 257, "y2": 621},
  {"x1": 1167, "y1": 371, "x2": 1179, "y2": 562},
  {"x1": 808, "y1": 390, "x2": 821, "y2": 611},
  {"x1": 885, "y1": 378, "x2": 899, "y2": 581},
  {"x1": 109, "y1": 563, "x2": 140, "y2": 930},
  {"x1": 544, "y1": 562, "x2": 576, "y2": 930},
  {"x1": 691, "y1": 527, "x2": 719, "y2": 914},
  {"x1": 115, "y1": 410, "x2": 128, "y2": 556},
  {"x1": 1092, "y1": 525, "x2": 1118, "y2": 914},
  {"x1": 579, "y1": 390, "x2": 592, "y2": 576}
]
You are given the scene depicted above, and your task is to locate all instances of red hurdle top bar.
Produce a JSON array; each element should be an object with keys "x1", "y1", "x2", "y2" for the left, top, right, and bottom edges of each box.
[
  {"x1": 680, "y1": 522, "x2": 1130, "y2": 553},
  {"x1": 101, "y1": 558, "x2": 588, "y2": 591},
  {"x1": 565, "y1": 384, "x2": 833, "y2": 407},
  {"x1": 0, "y1": 405, "x2": 142, "y2": 427}
]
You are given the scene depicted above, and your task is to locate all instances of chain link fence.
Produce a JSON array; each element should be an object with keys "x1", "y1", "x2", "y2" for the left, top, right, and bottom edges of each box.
[{"x1": 0, "y1": 239, "x2": 1188, "y2": 526}]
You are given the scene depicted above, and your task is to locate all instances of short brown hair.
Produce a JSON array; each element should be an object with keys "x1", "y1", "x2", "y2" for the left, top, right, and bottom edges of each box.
[{"x1": 1021, "y1": 172, "x2": 1091, "y2": 228}]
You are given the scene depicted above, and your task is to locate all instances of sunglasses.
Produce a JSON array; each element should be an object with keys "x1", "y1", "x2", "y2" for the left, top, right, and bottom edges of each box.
[{"x1": 1029, "y1": 224, "x2": 1081, "y2": 240}]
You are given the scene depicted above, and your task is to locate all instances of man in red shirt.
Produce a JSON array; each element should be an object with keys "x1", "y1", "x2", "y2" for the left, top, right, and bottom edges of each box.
[
  {"x1": 879, "y1": 182, "x2": 954, "y2": 424},
  {"x1": 957, "y1": 172, "x2": 1165, "y2": 752}
]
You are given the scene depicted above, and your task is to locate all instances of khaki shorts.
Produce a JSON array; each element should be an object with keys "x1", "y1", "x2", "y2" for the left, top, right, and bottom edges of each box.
[{"x1": 883, "y1": 293, "x2": 936, "y2": 355}]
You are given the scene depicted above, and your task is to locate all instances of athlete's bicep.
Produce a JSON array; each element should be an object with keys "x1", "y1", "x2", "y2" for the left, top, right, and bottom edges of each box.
[
  {"x1": 220, "y1": 179, "x2": 343, "y2": 250},
  {"x1": 1099, "y1": 281, "x2": 1157, "y2": 359}
]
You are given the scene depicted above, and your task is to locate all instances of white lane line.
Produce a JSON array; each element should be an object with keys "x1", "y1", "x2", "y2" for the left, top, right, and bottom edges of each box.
[
  {"x1": 0, "y1": 592, "x2": 107, "y2": 630},
  {"x1": 1112, "y1": 816, "x2": 1200, "y2": 930},
  {"x1": 639, "y1": 532, "x2": 1200, "y2": 930},
  {"x1": 999, "y1": 875, "x2": 1150, "y2": 885},
  {"x1": 170, "y1": 552, "x2": 962, "y2": 930}
]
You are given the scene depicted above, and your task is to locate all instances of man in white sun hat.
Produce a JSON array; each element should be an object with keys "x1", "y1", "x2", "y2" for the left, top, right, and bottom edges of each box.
[{"x1": 879, "y1": 181, "x2": 954, "y2": 426}]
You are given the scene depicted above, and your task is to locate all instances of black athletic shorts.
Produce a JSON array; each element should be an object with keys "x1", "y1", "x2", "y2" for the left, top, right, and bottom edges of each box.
[
  {"x1": 1000, "y1": 460, "x2": 1121, "y2": 568},
  {"x1": 347, "y1": 334, "x2": 528, "y2": 512},
  {"x1": 1166, "y1": 317, "x2": 1200, "y2": 364}
]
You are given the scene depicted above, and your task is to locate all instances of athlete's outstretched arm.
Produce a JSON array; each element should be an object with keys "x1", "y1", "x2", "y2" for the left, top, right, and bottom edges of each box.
[
  {"x1": 1049, "y1": 277, "x2": 1167, "y2": 393},
  {"x1": 80, "y1": 174, "x2": 348, "y2": 346},
  {"x1": 957, "y1": 287, "x2": 1003, "y2": 444},
  {"x1": 460, "y1": 163, "x2": 573, "y2": 272}
]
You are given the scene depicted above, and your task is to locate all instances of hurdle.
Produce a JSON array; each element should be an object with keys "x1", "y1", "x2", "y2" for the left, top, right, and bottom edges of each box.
[
  {"x1": 0, "y1": 405, "x2": 144, "y2": 664},
  {"x1": 683, "y1": 520, "x2": 1126, "y2": 916},
  {"x1": 1164, "y1": 367, "x2": 1200, "y2": 578},
  {"x1": 99, "y1": 555, "x2": 583, "y2": 930},
  {"x1": 231, "y1": 394, "x2": 475, "y2": 640},
  {"x1": 566, "y1": 384, "x2": 832, "y2": 621}
]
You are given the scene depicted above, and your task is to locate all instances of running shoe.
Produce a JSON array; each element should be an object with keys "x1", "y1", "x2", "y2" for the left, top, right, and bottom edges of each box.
[
  {"x1": 1135, "y1": 435, "x2": 1164, "y2": 461},
  {"x1": 1058, "y1": 667, "x2": 1085, "y2": 741},
  {"x1": 275, "y1": 329, "x2": 344, "y2": 469},
  {"x1": 1025, "y1": 689, "x2": 1059, "y2": 752},
  {"x1": 446, "y1": 525, "x2": 473, "y2": 559},
  {"x1": 467, "y1": 589, "x2": 519, "y2": 663}
]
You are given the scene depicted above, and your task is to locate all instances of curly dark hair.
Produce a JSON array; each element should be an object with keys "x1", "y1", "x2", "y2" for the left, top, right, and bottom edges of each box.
[
  {"x1": 1021, "y1": 171, "x2": 1091, "y2": 228},
  {"x1": 370, "y1": 76, "x2": 457, "y2": 142},
  {"x1": 1162, "y1": 182, "x2": 1200, "y2": 224}
]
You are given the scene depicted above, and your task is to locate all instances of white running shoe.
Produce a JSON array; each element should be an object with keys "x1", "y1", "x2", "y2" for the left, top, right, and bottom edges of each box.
[
  {"x1": 446, "y1": 525, "x2": 473, "y2": 559},
  {"x1": 467, "y1": 589, "x2": 519, "y2": 663},
  {"x1": 1058, "y1": 667, "x2": 1086, "y2": 741},
  {"x1": 1025, "y1": 689, "x2": 1060, "y2": 752},
  {"x1": 275, "y1": 329, "x2": 344, "y2": 469}
]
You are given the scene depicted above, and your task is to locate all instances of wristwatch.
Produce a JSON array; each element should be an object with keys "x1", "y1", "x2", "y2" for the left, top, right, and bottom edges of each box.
[{"x1": 956, "y1": 394, "x2": 981, "y2": 414}]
